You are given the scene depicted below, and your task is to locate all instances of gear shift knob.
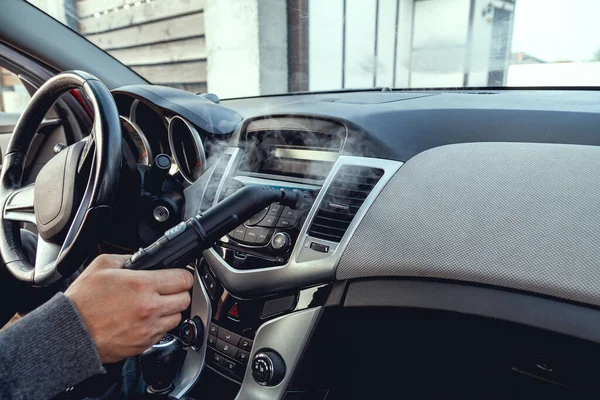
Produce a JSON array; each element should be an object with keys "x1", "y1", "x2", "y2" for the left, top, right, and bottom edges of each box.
[{"x1": 140, "y1": 334, "x2": 186, "y2": 394}]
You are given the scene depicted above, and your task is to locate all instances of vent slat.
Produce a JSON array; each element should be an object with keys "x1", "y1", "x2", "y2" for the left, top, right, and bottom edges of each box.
[
  {"x1": 327, "y1": 187, "x2": 372, "y2": 197},
  {"x1": 313, "y1": 215, "x2": 352, "y2": 229},
  {"x1": 309, "y1": 222, "x2": 348, "y2": 233},
  {"x1": 315, "y1": 208, "x2": 355, "y2": 221},
  {"x1": 308, "y1": 166, "x2": 383, "y2": 243},
  {"x1": 329, "y1": 184, "x2": 376, "y2": 193},
  {"x1": 327, "y1": 193, "x2": 369, "y2": 203},
  {"x1": 307, "y1": 230, "x2": 345, "y2": 241}
]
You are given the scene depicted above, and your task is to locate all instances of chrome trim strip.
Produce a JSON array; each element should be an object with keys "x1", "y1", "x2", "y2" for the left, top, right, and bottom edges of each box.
[
  {"x1": 171, "y1": 266, "x2": 212, "y2": 399},
  {"x1": 168, "y1": 116, "x2": 208, "y2": 184},
  {"x1": 129, "y1": 99, "x2": 139, "y2": 123},
  {"x1": 235, "y1": 307, "x2": 322, "y2": 400},
  {"x1": 203, "y1": 156, "x2": 403, "y2": 296},
  {"x1": 211, "y1": 147, "x2": 241, "y2": 208},
  {"x1": 233, "y1": 175, "x2": 321, "y2": 191},
  {"x1": 119, "y1": 115, "x2": 153, "y2": 165}
]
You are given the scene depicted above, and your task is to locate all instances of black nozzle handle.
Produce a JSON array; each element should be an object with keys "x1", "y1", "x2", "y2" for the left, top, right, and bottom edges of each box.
[
  {"x1": 200, "y1": 186, "x2": 300, "y2": 240},
  {"x1": 125, "y1": 185, "x2": 300, "y2": 271}
]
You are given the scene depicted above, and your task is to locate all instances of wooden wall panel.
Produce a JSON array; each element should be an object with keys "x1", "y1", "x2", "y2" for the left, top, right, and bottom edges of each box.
[
  {"x1": 80, "y1": 0, "x2": 204, "y2": 34},
  {"x1": 77, "y1": 0, "x2": 206, "y2": 90}
]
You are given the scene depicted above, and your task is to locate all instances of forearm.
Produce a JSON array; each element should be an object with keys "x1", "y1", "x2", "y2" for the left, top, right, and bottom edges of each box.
[{"x1": 0, "y1": 293, "x2": 105, "y2": 400}]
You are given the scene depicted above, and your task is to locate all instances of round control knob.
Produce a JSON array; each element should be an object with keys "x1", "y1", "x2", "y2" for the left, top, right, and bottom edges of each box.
[
  {"x1": 179, "y1": 316, "x2": 204, "y2": 347},
  {"x1": 153, "y1": 205, "x2": 170, "y2": 222},
  {"x1": 270, "y1": 232, "x2": 290, "y2": 251},
  {"x1": 251, "y1": 350, "x2": 285, "y2": 386}
]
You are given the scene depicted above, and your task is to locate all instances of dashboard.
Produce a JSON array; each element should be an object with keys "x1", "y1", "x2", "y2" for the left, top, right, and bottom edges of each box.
[{"x1": 109, "y1": 86, "x2": 600, "y2": 400}]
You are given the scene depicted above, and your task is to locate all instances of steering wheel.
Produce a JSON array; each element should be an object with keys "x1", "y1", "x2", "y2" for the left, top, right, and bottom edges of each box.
[{"x1": 0, "y1": 71, "x2": 122, "y2": 285}]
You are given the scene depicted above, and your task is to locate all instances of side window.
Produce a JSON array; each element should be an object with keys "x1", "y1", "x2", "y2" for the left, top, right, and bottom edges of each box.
[{"x1": 0, "y1": 67, "x2": 31, "y2": 114}]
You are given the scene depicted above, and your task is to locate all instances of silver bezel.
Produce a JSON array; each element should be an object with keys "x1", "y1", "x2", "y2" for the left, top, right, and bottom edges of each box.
[
  {"x1": 235, "y1": 307, "x2": 321, "y2": 400},
  {"x1": 203, "y1": 155, "x2": 403, "y2": 296},
  {"x1": 170, "y1": 266, "x2": 212, "y2": 398},
  {"x1": 119, "y1": 115, "x2": 153, "y2": 166},
  {"x1": 168, "y1": 115, "x2": 208, "y2": 184}
]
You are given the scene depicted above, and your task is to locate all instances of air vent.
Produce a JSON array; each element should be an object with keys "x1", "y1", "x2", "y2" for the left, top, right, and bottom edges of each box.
[
  {"x1": 199, "y1": 154, "x2": 231, "y2": 212},
  {"x1": 307, "y1": 166, "x2": 384, "y2": 242}
]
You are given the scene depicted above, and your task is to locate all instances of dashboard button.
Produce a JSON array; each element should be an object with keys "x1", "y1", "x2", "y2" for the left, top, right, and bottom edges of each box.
[
  {"x1": 212, "y1": 351, "x2": 224, "y2": 366},
  {"x1": 239, "y1": 337, "x2": 253, "y2": 351},
  {"x1": 281, "y1": 207, "x2": 299, "y2": 220},
  {"x1": 258, "y1": 215, "x2": 278, "y2": 228},
  {"x1": 276, "y1": 218, "x2": 295, "y2": 228},
  {"x1": 216, "y1": 339, "x2": 239, "y2": 358},
  {"x1": 310, "y1": 242, "x2": 330, "y2": 253},
  {"x1": 267, "y1": 204, "x2": 283, "y2": 216},
  {"x1": 208, "y1": 335, "x2": 217, "y2": 347},
  {"x1": 223, "y1": 359, "x2": 238, "y2": 373},
  {"x1": 256, "y1": 228, "x2": 273, "y2": 245},
  {"x1": 231, "y1": 226, "x2": 247, "y2": 241},
  {"x1": 208, "y1": 323, "x2": 219, "y2": 336},
  {"x1": 237, "y1": 349, "x2": 250, "y2": 364},
  {"x1": 244, "y1": 227, "x2": 260, "y2": 243},
  {"x1": 202, "y1": 271, "x2": 218, "y2": 299},
  {"x1": 218, "y1": 328, "x2": 241, "y2": 346}
]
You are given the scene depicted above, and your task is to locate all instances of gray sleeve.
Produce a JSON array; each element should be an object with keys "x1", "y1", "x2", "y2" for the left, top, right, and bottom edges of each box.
[{"x1": 0, "y1": 292, "x2": 106, "y2": 400}]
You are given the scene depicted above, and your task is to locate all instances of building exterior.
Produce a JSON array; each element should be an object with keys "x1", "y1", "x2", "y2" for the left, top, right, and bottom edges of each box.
[{"x1": 6, "y1": 0, "x2": 517, "y2": 104}]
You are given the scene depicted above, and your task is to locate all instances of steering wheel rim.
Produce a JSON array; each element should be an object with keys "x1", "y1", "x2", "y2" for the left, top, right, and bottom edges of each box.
[{"x1": 0, "y1": 71, "x2": 122, "y2": 285}]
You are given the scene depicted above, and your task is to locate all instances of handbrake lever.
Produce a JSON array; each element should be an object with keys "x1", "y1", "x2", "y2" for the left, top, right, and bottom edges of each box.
[{"x1": 124, "y1": 186, "x2": 301, "y2": 271}]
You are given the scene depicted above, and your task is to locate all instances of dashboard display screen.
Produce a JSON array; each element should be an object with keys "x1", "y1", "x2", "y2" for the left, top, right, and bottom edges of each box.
[{"x1": 239, "y1": 129, "x2": 342, "y2": 180}]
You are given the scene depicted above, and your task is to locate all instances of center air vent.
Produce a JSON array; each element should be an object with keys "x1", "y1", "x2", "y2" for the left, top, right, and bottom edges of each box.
[
  {"x1": 199, "y1": 154, "x2": 231, "y2": 212},
  {"x1": 308, "y1": 166, "x2": 384, "y2": 242}
]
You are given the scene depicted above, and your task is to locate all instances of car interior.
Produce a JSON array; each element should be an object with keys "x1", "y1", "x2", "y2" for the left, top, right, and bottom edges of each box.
[{"x1": 2, "y1": 1, "x2": 600, "y2": 400}]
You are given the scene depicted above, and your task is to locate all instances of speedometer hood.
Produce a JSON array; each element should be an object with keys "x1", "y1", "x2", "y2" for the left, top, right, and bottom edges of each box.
[{"x1": 112, "y1": 85, "x2": 242, "y2": 136}]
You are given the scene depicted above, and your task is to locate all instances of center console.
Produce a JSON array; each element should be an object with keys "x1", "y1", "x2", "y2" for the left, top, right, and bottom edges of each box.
[{"x1": 169, "y1": 115, "x2": 403, "y2": 399}]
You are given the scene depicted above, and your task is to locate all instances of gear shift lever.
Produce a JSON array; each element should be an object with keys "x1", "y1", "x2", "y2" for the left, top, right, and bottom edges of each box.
[{"x1": 140, "y1": 335, "x2": 187, "y2": 395}]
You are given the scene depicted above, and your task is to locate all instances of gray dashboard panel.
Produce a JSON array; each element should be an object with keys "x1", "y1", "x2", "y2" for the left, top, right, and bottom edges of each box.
[{"x1": 337, "y1": 142, "x2": 600, "y2": 307}]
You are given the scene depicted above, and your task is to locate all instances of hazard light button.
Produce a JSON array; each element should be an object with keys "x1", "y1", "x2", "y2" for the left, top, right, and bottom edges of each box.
[{"x1": 228, "y1": 303, "x2": 241, "y2": 322}]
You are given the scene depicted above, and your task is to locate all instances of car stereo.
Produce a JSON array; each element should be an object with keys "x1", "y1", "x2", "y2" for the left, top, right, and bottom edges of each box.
[{"x1": 215, "y1": 180, "x2": 318, "y2": 269}]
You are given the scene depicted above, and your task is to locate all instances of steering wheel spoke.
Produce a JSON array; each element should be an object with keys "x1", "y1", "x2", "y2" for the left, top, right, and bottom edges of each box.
[
  {"x1": 34, "y1": 237, "x2": 61, "y2": 285},
  {"x1": 4, "y1": 184, "x2": 35, "y2": 224},
  {"x1": 2, "y1": 184, "x2": 63, "y2": 284}
]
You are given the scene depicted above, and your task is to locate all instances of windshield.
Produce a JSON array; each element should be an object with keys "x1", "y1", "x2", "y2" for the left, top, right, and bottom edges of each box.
[{"x1": 28, "y1": 0, "x2": 600, "y2": 98}]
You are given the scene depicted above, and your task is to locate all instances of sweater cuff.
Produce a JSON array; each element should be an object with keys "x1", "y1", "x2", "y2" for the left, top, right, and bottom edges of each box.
[{"x1": 0, "y1": 292, "x2": 105, "y2": 399}]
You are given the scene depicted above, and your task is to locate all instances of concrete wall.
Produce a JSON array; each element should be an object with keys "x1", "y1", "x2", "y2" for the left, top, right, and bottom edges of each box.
[{"x1": 203, "y1": 0, "x2": 287, "y2": 98}]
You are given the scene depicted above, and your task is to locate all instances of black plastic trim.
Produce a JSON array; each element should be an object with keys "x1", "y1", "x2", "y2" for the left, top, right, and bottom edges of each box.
[{"x1": 344, "y1": 279, "x2": 600, "y2": 343}]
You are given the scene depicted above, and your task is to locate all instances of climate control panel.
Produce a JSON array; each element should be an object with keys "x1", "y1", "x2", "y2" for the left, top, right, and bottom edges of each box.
[{"x1": 216, "y1": 182, "x2": 317, "y2": 269}]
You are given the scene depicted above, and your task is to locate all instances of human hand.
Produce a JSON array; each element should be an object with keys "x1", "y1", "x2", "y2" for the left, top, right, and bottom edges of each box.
[{"x1": 65, "y1": 254, "x2": 193, "y2": 363}]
